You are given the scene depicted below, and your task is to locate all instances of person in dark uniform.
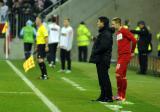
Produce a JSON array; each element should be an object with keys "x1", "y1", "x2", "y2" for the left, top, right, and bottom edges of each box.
[
  {"x1": 131, "y1": 21, "x2": 150, "y2": 74},
  {"x1": 89, "y1": 16, "x2": 114, "y2": 102}
]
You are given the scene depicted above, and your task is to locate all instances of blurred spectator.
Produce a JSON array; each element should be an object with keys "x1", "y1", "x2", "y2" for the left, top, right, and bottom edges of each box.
[
  {"x1": 123, "y1": 19, "x2": 130, "y2": 29},
  {"x1": 0, "y1": 1, "x2": 8, "y2": 23},
  {"x1": 133, "y1": 23, "x2": 140, "y2": 55},
  {"x1": 47, "y1": 16, "x2": 60, "y2": 67},
  {"x1": 12, "y1": 0, "x2": 20, "y2": 14},
  {"x1": 146, "y1": 26, "x2": 152, "y2": 54},
  {"x1": 20, "y1": 20, "x2": 36, "y2": 59},
  {"x1": 131, "y1": 21, "x2": 151, "y2": 74},
  {"x1": 77, "y1": 21, "x2": 91, "y2": 62},
  {"x1": 156, "y1": 32, "x2": 160, "y2": 57}
]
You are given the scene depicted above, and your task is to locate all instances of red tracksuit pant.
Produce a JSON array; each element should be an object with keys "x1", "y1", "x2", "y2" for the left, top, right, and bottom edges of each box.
[{"x1": 116, "y1": 54, "x2": 131, "y2": 100}]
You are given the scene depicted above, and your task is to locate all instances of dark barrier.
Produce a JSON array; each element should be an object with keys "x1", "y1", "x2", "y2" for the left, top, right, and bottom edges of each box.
[{"x1": 129, "y1": 55, "x2": 160, "y2": 76}]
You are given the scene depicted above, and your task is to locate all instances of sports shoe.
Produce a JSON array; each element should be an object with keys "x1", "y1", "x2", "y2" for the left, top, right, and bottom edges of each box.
[
  {"x1": 112, "y1": 96, "x2": 122, "y2": 101},
  {"x1": 40, "y1": 75, "x2": 48, "y2": 80},
  {"x1": 65, "y1": 70, "x2": 71, "y2": 74},
  {"x1": 57, "y1": 69, "x2": 65, "y2": 73},
  {"x1": 49, "y1": 63, "x2": 53, "y2": 67}
]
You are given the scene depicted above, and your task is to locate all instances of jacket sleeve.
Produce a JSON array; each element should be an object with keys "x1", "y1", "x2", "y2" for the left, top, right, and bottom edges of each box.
[
  {"x1": 93, "y1": 32, "x2": 112, "y2": 55},
  {"x1": 125, "y1": 30, "x2": 137, "y2": 53},
  {"x1": 131, "y1": 29, "x2": 148, "y2": 36},
  {"x1": 84, "y1": 27, "x2": 91, "y2": 38}
]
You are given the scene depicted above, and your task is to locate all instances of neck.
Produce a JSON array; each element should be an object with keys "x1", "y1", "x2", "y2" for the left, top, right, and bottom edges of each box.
[
  {"x1": 38, "y1": 23, "x2": 42, "y2": 27},
  {"x1": 118, "y1": 26, "x2": 122, "y2": 31}
]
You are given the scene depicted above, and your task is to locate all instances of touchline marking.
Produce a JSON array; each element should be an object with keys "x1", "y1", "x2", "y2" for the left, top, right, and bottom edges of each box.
[
  {"x1": 0, "y1": 91, "x2": 33, "y2": 94},
  {"x1": 6, "y1": 60, "x2": 61, "y2": 112},
  {"x1": 100, "y1": 100, "x2": 134, "y2": 112},
  {"x1": 61, "y1": 77, "x2": 86, "y2": 91},
  {"x1": 104, "y1": 104, "x2": 133, "y2": 112},
  {"x1": 105, "y1": 104, "x2": 123, "y2": 111}
]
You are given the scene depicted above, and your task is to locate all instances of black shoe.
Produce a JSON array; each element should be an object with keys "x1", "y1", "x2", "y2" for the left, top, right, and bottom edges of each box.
[
  {"x1": 92, "y1": 97, "x2": 113, "y2": 102},
  {"x1": 99, "y1": 98, "x2": 113, "y2": 103},
  {"x1": 91, "y1": 97, "x2": 103, "y2": 102},
  {"x1": 137, "y1": 71, "x2": 146, "y2": 75}
]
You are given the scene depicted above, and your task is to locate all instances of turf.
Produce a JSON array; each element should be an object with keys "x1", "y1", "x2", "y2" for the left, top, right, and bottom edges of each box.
[{"x1": 0, "y1": 60, "x2": 160, "y2": 112}]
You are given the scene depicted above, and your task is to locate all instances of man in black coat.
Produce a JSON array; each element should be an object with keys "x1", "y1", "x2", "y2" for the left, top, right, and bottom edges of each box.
[
  {"x1": 89, "y1": 16, "x2": 114, "y2": 102},
  {"x1": 131, "y1": 21, "x2": 150, "y2": 74}
]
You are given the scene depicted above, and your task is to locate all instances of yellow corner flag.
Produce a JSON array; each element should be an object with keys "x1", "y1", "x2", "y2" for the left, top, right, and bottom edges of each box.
[
  {"x1": 23, "y1": 55, "x2": 35, "y2": 72},
  {"x1": 2, "y1": 22, "x2": 8, "y2": 34}
]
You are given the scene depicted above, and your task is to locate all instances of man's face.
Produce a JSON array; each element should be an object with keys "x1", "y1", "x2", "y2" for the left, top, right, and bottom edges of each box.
[
  {"x1": 111, "y1": 21, "x2": 120, "y2": 31},
  {"x1": 139, "y1": 24, "x2": 144, "y2": 29},
  {"x1": 63, "y1": 19, "x2": 69, "y2": 27},
  {"x1": 97, "y1": 19, "x2": 104, "y2": 29},
  {"x1": 36, "y1": 17, "x2": 41, "y2": 26}
]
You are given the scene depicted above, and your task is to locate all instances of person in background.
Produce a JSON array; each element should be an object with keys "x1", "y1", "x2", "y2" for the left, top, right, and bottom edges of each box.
[
  {"x1": 35, "y1": 16, "x2": 49, "y2": 80},
  {"x1": 47, "y1": 16, "x2": 60, "y2": 67},
  {"x1": 77, "y1": 21, "x2": 91, "y2": 62},
  {"x1": 123, "y1": 19, "x2": 130, "y2": 29},
  {"x1": 20, "y1": 20, "x2": 36, "y2": 59},
  {"x1": 157, "y1": 32, "x2": 160, "y2": 57},
  {"x1": 0, "y1": 1, "x2": 8, "y2": 23},
  {"x1": 147, "y1": 26, "x2": 152, "y2": 55},
  {"x1": 134, "y1": 23, "x2": 141, "y2": 55},
  {"x1": 89, "y1": 16, "x2": 113, "y2": 102},
  {"x1": 131, "y1": 21, "x2": 151, "y2": 74},
  {"x1": 59, "y1": 18, "x2": 74, "y2": 74}
]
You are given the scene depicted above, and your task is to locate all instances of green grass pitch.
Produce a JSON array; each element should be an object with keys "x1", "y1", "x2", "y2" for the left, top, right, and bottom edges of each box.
[{"x1": 0, "y1": 60, "x2": 160, "y2": 112}]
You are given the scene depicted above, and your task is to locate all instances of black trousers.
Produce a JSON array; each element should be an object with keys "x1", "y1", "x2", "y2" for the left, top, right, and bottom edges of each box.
[
  {"x1": 47, "y1": 43, "x2": 58, "y2": 65},
  {"x1": 96, "y1": 62, "x2": 112, "y2": 99},
  {"x1": 138, "y1": 52, "x2": 148, "y2": 74},
  {"x1": 60, "y1": 49, "x2": 71, "y2": 70},
  {"x1": 158, "y1": 51, "x2": 160, "y2": 57},
  {"x1": 78, "y1": 46, "x2": 88, "y2": 62},
  {"x1": 24, "y1": 43, "x2": 32, "y2": 59}
]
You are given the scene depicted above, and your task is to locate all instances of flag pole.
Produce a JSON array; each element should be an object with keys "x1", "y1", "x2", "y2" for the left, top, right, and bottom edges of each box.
[{"x1": 5, "y1": 22, "x2": 9, "y2": 59}]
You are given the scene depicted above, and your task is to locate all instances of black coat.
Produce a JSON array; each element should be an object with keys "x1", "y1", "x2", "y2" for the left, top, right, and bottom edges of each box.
[
  {"x1": 131, "y1": 27, "x2": 151, "y2": 53},
  {"x1": 89, "y1": 27, "x2": 113, "y2": 66}
]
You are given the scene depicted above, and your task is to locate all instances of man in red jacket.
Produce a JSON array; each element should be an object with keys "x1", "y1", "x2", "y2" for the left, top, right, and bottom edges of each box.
[{"x1": 111, "y1": 17, "x2": 137, "y2": 101}]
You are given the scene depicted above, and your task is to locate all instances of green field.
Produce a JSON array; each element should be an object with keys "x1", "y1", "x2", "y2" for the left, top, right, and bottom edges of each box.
[{"x1": 0, "y1": 60, "x2": 160, "y2": 112}]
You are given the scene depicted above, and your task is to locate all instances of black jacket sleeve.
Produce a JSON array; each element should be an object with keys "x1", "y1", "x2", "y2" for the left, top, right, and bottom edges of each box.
[{"x1": 131, "y1": 28, "x2": 149, "y2": 36}]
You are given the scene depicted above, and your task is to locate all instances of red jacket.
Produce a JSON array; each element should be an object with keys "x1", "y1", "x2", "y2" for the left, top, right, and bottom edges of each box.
[{"x1": 116, "y1": 27, "x2": 137, "y2": 56}]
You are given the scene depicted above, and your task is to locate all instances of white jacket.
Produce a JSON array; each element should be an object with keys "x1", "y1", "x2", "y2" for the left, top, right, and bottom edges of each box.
[
  {"x1": 59, "y1": 26, "x2": 74, "y2": 51},
  {"x1": 48, "y1": 23, "x2": 60, "y2": 44}
]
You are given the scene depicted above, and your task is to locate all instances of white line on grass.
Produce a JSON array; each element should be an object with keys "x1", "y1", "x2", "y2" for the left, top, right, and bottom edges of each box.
[
  {"x1": 61, "y1": 77, "x2": 86, "y2": 91},
  {"x1": 0, "y1": 91, "x2": 33, "y2": 94},
  {"x1": 100, "y1": 101, "x2": 134, "y2": 112},
  {"x1": 6, "y1": 60, "x2": 61, "y2": 112}
]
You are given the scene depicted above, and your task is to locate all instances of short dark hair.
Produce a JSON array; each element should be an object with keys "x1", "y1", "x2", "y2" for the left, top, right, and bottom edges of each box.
[
  {"x1": 138, "y1": 21, "x2": 145, "y2": 26},
  {"x1": 80, "y1": 21, "x2": 85, "y2": 25},
  {"x1": 98, "y1": 16, "x2": 109, "y2": 27},
  {"x1": 112, "y1": 17, "x2": 121, "y2": 25}
]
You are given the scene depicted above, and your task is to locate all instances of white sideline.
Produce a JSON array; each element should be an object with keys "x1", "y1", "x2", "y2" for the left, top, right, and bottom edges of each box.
[
  {"x1": 61, "y1": 77, "x2": 86, "y2": 91},
  {"x1": 6, "y1": 60, "x2": 61, "y2": 112},
  {"x1": 0, "y1": 91, "x2": 33, "y2": 94}
]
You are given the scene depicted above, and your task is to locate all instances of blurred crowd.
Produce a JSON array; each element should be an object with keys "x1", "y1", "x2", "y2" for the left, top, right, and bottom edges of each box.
[{"x1": 0, "y1": 0, "x2": 53, "y2": 19}]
